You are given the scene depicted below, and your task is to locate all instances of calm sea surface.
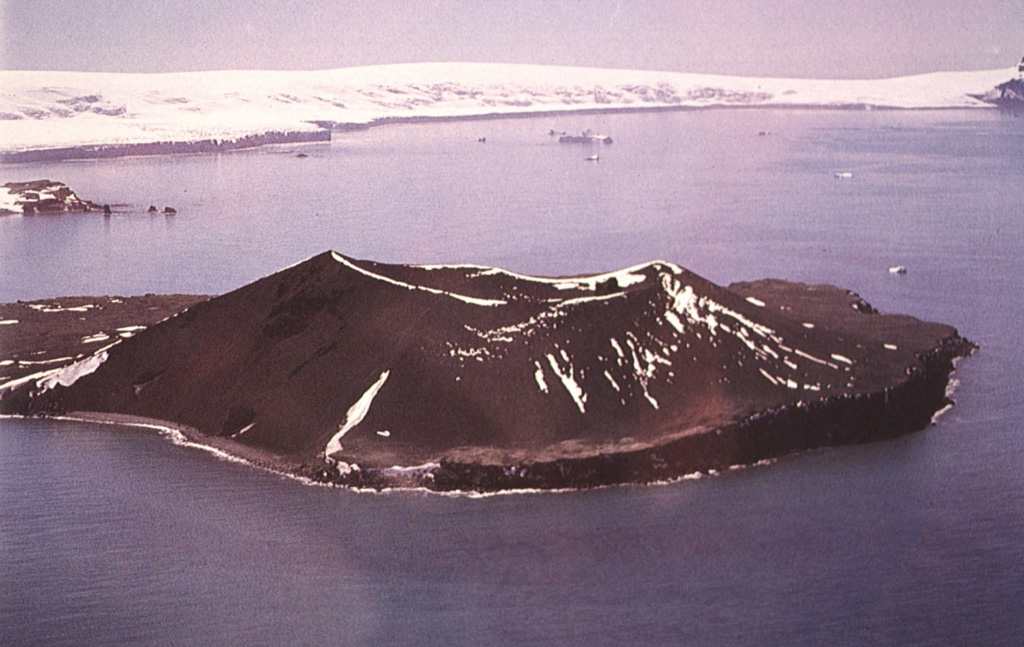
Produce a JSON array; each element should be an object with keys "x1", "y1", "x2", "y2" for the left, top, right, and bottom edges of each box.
[{"x1": 1, "y1": 109, "x2": 1023, "y2": 645}]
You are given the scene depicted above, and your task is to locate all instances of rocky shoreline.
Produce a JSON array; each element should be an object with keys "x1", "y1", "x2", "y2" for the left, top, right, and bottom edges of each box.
[
  {"x1": 297, "y1": 334, "x2": 971, "y2": 492},
  {"x1": 0, "y1": 129, "x2": 331, "y2": 164},
  {"x1": 5, "y1": 328, "x2": 971, "y2": 494}
]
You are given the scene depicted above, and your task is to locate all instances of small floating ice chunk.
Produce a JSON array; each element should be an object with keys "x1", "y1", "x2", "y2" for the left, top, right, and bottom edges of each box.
[
  {"x1": 0, "y1": 319, "x2": 17, "y2": 325},
  {"x1": 744, "y1": 296, "x2": 766, "y2": 307},
  {"x1": 802, "y1": 322, "x2": 815, "y2": 329},
  {"x1": 889, "y1": 265, "x2": 907, "y2": 275},
  {"x1": 884, "y1": 343, "x2": 898, "y2": 350},
  {"x1": 81, "y1": 332, "x2": 111, "y2": 344},
  {"x1": 376, "y1": 430, "x2": 391, "y2": 438},
  {"x1": 833, "y1": 171, "x2": 854, "y2": 179},
  {"x1": 831, "y1": 353, "x2": 854, "y2": 365}
]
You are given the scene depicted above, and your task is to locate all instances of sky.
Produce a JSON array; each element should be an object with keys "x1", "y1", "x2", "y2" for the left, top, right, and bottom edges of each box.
[{"x1": 2, "y1": 0, "x2": 1023, "y2": 79}]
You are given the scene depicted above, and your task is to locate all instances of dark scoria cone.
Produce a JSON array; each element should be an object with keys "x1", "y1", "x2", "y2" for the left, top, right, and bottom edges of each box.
[{"x1": 0, "y1": 251, "x2": 974, "y2": 491}]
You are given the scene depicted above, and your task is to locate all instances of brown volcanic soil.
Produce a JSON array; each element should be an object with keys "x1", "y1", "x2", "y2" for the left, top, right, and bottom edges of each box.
[
  {"x1": 0, "y1": 253, "x2": 973, "y2": 491},
  {"x1": 0, "y1": 295, "x2": 206, "y2": 384}
]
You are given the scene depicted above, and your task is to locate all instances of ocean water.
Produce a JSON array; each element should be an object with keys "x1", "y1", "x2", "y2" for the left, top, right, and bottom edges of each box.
[{"x1": 2, "y1": 109, "x2": 1023, "y2": 645}]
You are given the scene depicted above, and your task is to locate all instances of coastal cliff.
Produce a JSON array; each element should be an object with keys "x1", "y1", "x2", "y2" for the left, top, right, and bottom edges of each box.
[{"x1": 0, "y1": 252, "x2": 973, "y2": 492}]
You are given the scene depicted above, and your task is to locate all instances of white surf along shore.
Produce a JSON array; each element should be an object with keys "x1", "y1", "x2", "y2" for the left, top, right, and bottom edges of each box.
[{"x1": 0, "y1": 62, "x2": 1014, "y2": 157}]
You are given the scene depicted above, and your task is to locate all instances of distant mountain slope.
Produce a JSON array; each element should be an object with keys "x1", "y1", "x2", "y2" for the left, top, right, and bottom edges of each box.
[
  {"x1": 0, "y1": 63, "x2": 1012, "y2": 160},
  {"x1": 0, "y1": 252, "x2": 973, "y2": 491}
]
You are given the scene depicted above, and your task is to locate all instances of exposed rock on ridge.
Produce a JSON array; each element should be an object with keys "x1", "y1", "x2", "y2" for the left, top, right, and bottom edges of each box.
[{"x1": 0, "y1": 252, "x2": 974, "y2": 491}]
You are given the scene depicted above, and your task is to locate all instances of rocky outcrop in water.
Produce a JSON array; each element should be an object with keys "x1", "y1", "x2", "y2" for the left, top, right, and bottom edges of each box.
[
  {"x1": 0, "y1": 252, "x2": 974, "y2": 491},
  {"x1": 0, "y1": 180, "x2": 102, "y2": 213},
  {"x1": 968, "y1": 78, "x2": 1024, "y2": 110}
]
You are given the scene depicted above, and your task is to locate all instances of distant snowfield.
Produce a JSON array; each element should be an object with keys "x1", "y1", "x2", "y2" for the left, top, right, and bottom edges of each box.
[{"x1": 0, "y1": 62, "x2": 1013, "y2": 156}]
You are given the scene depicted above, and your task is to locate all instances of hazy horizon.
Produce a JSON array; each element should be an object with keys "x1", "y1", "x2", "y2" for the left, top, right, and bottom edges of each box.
[{"x1": 2, "y1": 0, "x2": 1023, "y2": 79}]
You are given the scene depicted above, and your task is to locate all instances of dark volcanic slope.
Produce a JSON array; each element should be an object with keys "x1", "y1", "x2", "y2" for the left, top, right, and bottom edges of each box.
[
  {"x1": 0, "y1": 295, "x2": 206, "y2": 384},
  {"x1": 0, "y1": 252, "x2": 972, "y2": 490}
]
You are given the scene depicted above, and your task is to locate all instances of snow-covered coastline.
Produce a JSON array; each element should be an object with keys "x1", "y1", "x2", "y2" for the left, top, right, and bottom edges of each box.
[{"x1": 0, "y1": 62, "x2": 1014, "y2": 161}]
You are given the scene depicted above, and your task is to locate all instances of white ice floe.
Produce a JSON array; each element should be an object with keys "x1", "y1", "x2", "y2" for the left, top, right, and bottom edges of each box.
[
  {"x1": 889, "y1": 265, "x2": 908, "y2": 275},
  {"x1": 81, "y1": 332, "x2": 111, "y2": 344},
  {"x1": 745, "y1": 296, "x2": 766, "y2": 307},
  {"x1": 0, "y1": 319, "x2": 17, "y2": 325},
  {"x1": 830, "y1": 353, "x2": 854, "y2": 365},
  {"x1": 884, "y1": 343, "x2": 898, "y2": 350},
  {"x1": 325, "y1": 369, "x2": 391, "y2": 459}
]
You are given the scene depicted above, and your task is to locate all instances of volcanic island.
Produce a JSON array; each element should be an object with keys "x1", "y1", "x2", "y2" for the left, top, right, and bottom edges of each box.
[{"x1": 0, "y1": 251, "x2": 973, "y2": 492}]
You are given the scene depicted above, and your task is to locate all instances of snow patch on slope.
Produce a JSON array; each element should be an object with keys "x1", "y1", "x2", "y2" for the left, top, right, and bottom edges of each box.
[
  {"x1": 325, "y1": 369, "x2": 390, "y2": 459},
  {"x1": 332, "y1": 252, "x2": 506, "y2": 306}
]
